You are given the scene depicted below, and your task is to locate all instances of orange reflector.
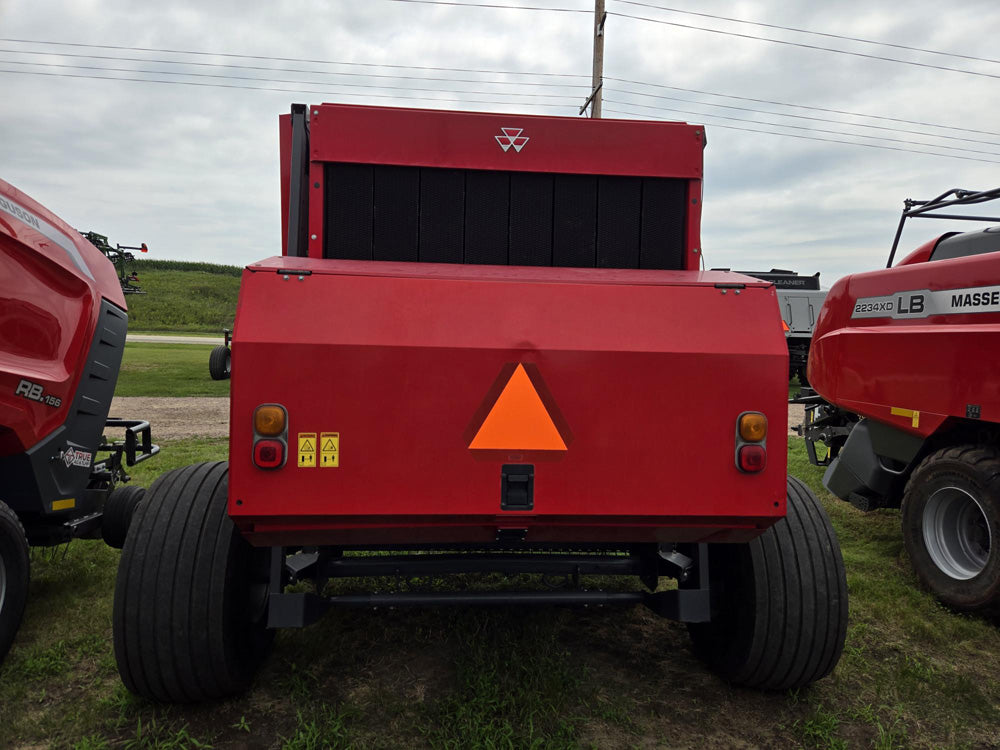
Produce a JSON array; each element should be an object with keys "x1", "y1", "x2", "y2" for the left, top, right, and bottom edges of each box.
[
  {"x1": 739, "y1": 412, "x2": 767, "y2": 442},
  {"x1": 469, "y1": 364, "x2": 567, "y2": 451},
  {"x1": 781, "y1": 319, "x2": 790, "y2": 332},
  {"x1": 254, "y1": 405, "x2": 286, "y2": 436}
]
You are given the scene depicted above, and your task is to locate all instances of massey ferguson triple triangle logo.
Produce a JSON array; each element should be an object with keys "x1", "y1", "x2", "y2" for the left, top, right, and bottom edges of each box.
[{"x1": 495, "y1": 127, "x2": 529, "y2": 153}]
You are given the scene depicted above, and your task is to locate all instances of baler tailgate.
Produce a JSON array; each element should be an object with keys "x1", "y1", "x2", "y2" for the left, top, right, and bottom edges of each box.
[{"x1": 229, "y1": 260, "x2": 787, "y2": 545}]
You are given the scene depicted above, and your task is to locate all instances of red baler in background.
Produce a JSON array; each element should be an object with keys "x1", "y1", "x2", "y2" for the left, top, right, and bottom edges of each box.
[
  {"x1": 798, "y1": 187, "x2": 1000, "y2": 614},
  {"x1": 113, "y1": 104, "x2": 848, "y2": 702},
  {"x1": 0, "y1": 179, "x2": 157, "y2": 664}
]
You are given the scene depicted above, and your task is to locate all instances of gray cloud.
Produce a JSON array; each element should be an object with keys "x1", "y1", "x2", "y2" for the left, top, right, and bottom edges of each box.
[{"x1": 1, "y1": 0, "x2": 997, "y2": 285}]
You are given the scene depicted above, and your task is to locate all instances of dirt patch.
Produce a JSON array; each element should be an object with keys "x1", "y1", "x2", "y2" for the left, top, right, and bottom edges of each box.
[
  {"x1": 110, "y1": 397, "x2": 228, "y2": 440},
  {"x1": 788, "y1": 403, "x2": 805, "y2": 435},
  {"x1": 111, "y1": 397, "x2": 806, "y2": 440}
]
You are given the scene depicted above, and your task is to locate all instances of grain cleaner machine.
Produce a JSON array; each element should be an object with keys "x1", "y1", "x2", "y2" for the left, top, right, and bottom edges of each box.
[{"x1": 113, "y1": 104, "x2": 848, "y2": 702}]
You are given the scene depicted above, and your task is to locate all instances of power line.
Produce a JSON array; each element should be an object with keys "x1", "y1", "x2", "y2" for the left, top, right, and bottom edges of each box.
[
  {"x1": 615, "y1": 1, "x2": 1000, "y2": 66},
  {"x1": 607, "y1": 76, "x2": 1000, "y2": 139},
  {"x1": 22, "y1": 50, "x2": 984, "y2": 149},
  {"x1": 0, "y1": 38, "x2": 589, "y2": 79},
  {"x1": 609, "y1": 85, "x2": 1000, "y2": 147},
  {"x1": 6, "y1": 40, "x2": 993, "y2": 141},
  {"x1": 609, "y1": 10, "x2": 1000, "y2": 80},
  {"x1": 4, "y1": 62, "x2": 994, "y2": 165},
  {"x1": 381, "y1": 0, "x2": 1000, "y2": 80},
  {"x1": 603, "y1": 97, "x2": 1000, "y2": 158},
  {"x1": 384, "y1": 0, "x2": 588, "y2": 10},
  {"x1": 603, "y1": 106, "x2": 1000, "y2": 165},
  {"x1": 0, "y1": 47, "x2": 590, "y2": 88},
  {"x1": 0, "y1": 68, "x2": 579, "y2": 111},
  {"x1": 16, "y1": 50, "x2": 989, "y2": 149},
  {"x1": 2, "y1": 60, "x2": 582, "y2": 100}
]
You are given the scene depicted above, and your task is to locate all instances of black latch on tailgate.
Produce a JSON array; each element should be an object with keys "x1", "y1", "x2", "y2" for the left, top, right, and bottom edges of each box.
[{"x1": 501, "y1": 464, "x2": 534, "y2": 510}]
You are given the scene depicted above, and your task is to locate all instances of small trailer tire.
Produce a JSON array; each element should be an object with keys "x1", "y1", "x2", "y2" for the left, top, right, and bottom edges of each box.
[
  {"x1": 901, "y1": 445, "x2": 1000, "y2": 614},
  {"x1": 0, "y1": 500, "x2": 30, "y2": 665},
  {"x1": 113, "y1": 462, "x2": 273, "y2": 702},
  {"x1": 209, "y1": 345, "x2": 231, "y2": 380},
  {"x1": 102, "y1": 485, "x2": 146, "y2": 549},
  {"x1": 688, "y1": 475, "x2": 848, "y2": 690}
]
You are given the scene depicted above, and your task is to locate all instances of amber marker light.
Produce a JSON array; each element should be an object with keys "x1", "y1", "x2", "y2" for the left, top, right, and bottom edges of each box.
[
  {"x1": 739, "y1": 412, "x2": 768, "y2": 443},
  {"x1": 254, "y1": 405, "x2": 286, "y2": 436}
]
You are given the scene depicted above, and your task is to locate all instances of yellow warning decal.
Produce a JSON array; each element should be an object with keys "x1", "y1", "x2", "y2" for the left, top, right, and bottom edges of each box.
[
  {"x1": 52, "y1": 498, "x2": 76, "y2": 511},
  {"x1": 890, "y1": 407, "x2": 921, "y2": 428},
  {"x1": 320, "y1": 432, "x2": 340, "y2": 468},
  {"x1": 298, "y1": 432, "x2": 317, "y2": 467}
]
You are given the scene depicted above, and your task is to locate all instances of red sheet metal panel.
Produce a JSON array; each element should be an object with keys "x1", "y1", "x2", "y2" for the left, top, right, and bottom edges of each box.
[
  {"x1": 0, "y1": 178, "x2": 122, "y2": 453},
  {"x1": 229, "y1": 258, "x2": 787, "y2": 546},
  {"x1": 308, "y1": 104, "x2": 704, "y2": 178},
  {"x1": 294, "y1": 104, "x2": 705, "y2": 269},
  {"x1": 810, "y1": 250, "x2": 1000, "y2": 435}
]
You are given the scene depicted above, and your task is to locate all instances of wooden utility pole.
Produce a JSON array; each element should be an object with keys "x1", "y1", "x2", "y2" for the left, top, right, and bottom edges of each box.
[{"x1": 590, "y1": 0, "x2": 606, "y2": 118}]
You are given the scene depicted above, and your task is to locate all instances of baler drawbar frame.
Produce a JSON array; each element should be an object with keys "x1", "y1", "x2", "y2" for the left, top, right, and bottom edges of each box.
[{"x1": 265, "y1": 543, "x2": 711, "y2": 628}]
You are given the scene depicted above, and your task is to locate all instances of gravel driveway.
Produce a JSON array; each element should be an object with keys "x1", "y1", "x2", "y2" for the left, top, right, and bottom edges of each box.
[
  {"x1": 112, "y1": 397, "x2": 807, "y2": 441},
  {"x1": 110, "y1": 397, "x2": 229, "y2": 440}
]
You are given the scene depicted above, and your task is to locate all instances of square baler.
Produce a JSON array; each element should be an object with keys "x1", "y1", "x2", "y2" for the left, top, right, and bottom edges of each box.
[{"x1": 112, "y1": 104, "x2": 847, "y2": 702}]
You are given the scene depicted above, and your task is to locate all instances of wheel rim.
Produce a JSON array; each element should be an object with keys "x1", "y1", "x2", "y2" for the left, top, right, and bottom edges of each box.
[
  {"x1": 225, "y1": 351, "x2": 232, "y2": 375},
  {"x1": 922, "y1": 486, "x2": 992, "y2": 580}
]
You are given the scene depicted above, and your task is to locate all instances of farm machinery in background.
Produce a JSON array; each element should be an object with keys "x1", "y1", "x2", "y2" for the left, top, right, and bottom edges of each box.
[
  {"x1": 0, "y1": 180, "x2": 158, "y2": 665},
  {"x1": 79, "y1": 230, "x2": 149, "y2": 295},
  {"x1": 713, "y1": 268, "x2": 827, "y2": 384},
  {"x1": 798, "y1": 187, "x2": 1000, "y2": 615},
  {"x1": 209, "y1": 328, "x2": 232, "y2": 380},
  {"x1": 112, "y1": 103, "x2": 847, "y2": 703}
]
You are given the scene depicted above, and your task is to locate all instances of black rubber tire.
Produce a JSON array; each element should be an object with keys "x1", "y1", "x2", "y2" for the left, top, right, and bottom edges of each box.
[
  {"x1": 901, "y1": 445, "x2": 1000, "y2": 614},
  {"x1": 0, "y1": 500, "x2": 30, "y2": 666},
  {"x1": 688, "y1": 475, "x2": 848, "y2": 690},
  {"x1": 208, "y1": 345, "x2": 231, "y2": 380},
  {"x1": 113, "y1": 462, "x2": 273, "y2": 702},
  {"x1": 102, "y1": 485, "x2": 146, "y2": 549}
]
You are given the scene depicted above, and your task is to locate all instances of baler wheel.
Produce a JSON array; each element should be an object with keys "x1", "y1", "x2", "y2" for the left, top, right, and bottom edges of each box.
[
  {"x1": 901, "y1": 445, "x2": 1000, "y2": 614},
  {"x1": 209, "y1": 345, "x2": 231, "y2": 380},
  {"x1": 688, "y1": 475, "x2": 847, "y2": 689},
  {"x1": 101, "y1": 484, "x2": 146, "y2": 549},
  {"x1": 112, "y1": 462, "x2": 273, "y2": 702},
  {"x1": 0, "y1": 500, "x2": 30, "y2": 665}
]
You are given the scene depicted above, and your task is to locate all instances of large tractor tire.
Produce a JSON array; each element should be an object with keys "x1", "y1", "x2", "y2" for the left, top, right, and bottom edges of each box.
[
  {"x1": 0, "y1": 500, "x2": 30, "y2": 665},
  {"x1": 688, "y1": 476, "x2": 848, "y2": 689},
  {"x1": 113, "y1": 462, "x2": 273, "y2": 702},
  {"x1": 901, "y1": 445, "x2": 1000, "y2": 614},
  {"x1": 102, "y1": 484, "x2": 146, "y2": 549},
  {"x1": 208, "y1": 345, "x2": 231, "y2": 380}
]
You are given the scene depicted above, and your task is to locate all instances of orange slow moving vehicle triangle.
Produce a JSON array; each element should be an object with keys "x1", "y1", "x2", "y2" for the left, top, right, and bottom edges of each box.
[{"x1": 468, "y1": 364, "x2": 567, "y2": 451}]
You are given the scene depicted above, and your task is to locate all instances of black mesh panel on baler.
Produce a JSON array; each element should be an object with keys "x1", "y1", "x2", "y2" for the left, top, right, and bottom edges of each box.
[{"x1": 323, "y1": 163, "x2": 688, "y2": 269}]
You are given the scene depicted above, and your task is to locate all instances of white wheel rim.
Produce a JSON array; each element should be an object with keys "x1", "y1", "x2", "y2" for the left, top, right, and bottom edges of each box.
[{"x1": 922, "y1": 486, "x2": 992, "y2": 580}]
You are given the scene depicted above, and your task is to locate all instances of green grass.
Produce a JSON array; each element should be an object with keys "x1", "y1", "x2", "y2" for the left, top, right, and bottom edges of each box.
[
  {"x1": 1, "y1": 438, "x2": 998, "y2": 749},
  {"x1": 115, "y1": 343, "x2": 229, "y2": 397},
  {"x1": 125, "y1": 260, "x2": 241, "y2": 333}
]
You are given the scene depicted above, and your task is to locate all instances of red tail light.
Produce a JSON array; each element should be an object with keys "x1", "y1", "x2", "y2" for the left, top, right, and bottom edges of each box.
[
  {"x1": 738, "y1": 444, "x2": 767, "y2": 473},
  {"x1": 254, "y1": 439, "x2": 285, "y2": 469}
]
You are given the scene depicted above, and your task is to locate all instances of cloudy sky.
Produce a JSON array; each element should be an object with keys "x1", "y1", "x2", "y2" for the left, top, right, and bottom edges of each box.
[{"x1": 1, "y1": 0, "x2": 998, "y2": 285}]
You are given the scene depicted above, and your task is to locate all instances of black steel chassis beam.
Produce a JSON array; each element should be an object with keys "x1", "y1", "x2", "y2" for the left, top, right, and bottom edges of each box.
[{"x1": 266, "y1": 544, "x2": 712, "y2": 628}]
